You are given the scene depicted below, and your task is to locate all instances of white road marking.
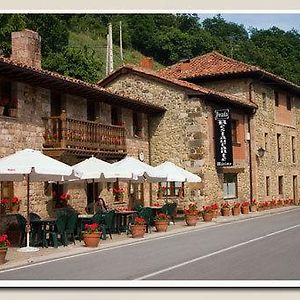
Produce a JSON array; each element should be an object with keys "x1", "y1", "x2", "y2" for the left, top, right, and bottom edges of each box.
[
  {"x1": 134, "y1": 223, "x2": 300, "y2": 280},
  {"x1": 0, "y1": 207, "x2": 298, "y2": 275}
]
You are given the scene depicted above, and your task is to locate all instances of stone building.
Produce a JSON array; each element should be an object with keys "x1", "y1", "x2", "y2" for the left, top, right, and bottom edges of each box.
[
  {"x1": 0, "y1": 30, "x2": 165, "y2": 217},
  {"x1": 159, "y1": 52, "x2": 300, "y2": 203},
  {"x1": 99, "y1": 63, "x2": 257, "y2": 208}
]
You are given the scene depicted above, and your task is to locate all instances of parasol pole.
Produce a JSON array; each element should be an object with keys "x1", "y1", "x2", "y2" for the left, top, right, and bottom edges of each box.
[{"x1": 93, "y1": 178, "x2": 95, "y2": 214}]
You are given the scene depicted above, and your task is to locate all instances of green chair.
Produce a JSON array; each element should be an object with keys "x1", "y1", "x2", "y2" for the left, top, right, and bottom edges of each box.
[
  {"x1": 53, "y1": 212, "x2": 67, "y2": 247},
  {"x1": 138, "y1": 207, "x2": 153, "y2": 233},
  {"x1": 16, "y1": 214, "x2": 27, "y2": 247},
  {"x1": 159, "y1": 204, "x2": 169, "y2": 215},
  {"x1": 100, "y1": 210, "x2": 115, "y2": 240},
  {"x1": 133, "y1": 203, "x2": 143, "y2": 212},
  {"x1": 166, "y1": 202, "x2": 177, "y2": 224},
  {"x1": 64, "y1": 212, "x2": 78, "y2": 245}
]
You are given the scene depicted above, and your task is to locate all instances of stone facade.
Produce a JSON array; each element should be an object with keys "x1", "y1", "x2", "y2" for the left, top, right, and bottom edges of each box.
[
  {"x1": 105, "y1": 73, "x2": 252, "y2": 209},
  {"x1": 0, "y1": 75, "x2": 155, "y2": 217},
  {"x1": 201, "y1": 78, "x2": 300, "y2": 203}
]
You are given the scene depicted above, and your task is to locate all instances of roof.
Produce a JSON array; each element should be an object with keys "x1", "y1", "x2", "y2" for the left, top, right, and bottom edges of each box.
[
  {"x1": 0, "y1": 55, "x2": 165, "y2": 114},
  {"x1": 159, "y1": 51, "x2": 300, "y2": 94},
  {"x1": 98, "y1": 64, "x2": 257, "y2": 109}
]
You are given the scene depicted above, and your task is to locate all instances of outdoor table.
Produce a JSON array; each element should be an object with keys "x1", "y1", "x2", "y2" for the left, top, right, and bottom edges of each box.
[
  {"x1": 77, "y1": 214, "x2": 94, "y2": 240},
  {"x1": 114, "y1": 210, "x2": 137, "y2": 234},
  {"x1": 30, "y1": 217, "x2": 56, "y2": 248}
]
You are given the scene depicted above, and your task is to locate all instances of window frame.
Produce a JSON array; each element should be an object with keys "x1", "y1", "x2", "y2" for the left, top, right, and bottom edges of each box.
[
  {"x1": 223, "y1": 173, "x2": 238, "y2": 199},
  {"x1": 278, "y1": 175, "x2": 283, "y2": 196},
  {"x1": 266, "y1": 176, "x2": 270, "y2": 197},
  {"x1": 132, "y1": 112, "x2": 143, "y2": 138},
  {"x1": 159, "y1": 182, "x2": 184, "y2": 197},
  {"x1": 277, "y1": 133, "x2": 282, "y2": 162},
  {"x1": 292, "y1": 136, "x2": 296, "y2": 163},
  {"x1": 287, "y1": 94, "x2": 292, "y2": 111},
  {"x1": 231, "y1": 119, "x2": 239, "y2": 145}
]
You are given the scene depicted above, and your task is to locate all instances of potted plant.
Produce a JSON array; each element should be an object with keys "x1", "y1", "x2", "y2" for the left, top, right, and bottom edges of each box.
[
  {"x1": 211, "y1": 203, "x2": 219, "y2": 218},
  {"x1": 221, "y1": 202, "x2": 231, "y2": 216},
  {"x1": 232, "y1": 202, "x2": 241, "y2": 216},
  {"x1": 82, "y1": 223, "x2": 101, "y2": 247},
  {"x1": 154, "y1": 212, "x2": 169, "y2": 232},
  {"x1": 270, "y1": 199, "x2": 277, "y2": 209},
  {"x1": 0, "y1": 234, "x2": 10, "y2": 265},
  {"x1": 201, "y1": 205, "x2": 213, "y2": 222},
  {"x1": 277, "y1": 199, "x2": 283, "y2": 207},
  {"x1": 250, "y1": 199, "x2": 258, "y2": 212},
  {"x1": 10, "y1": 196, "x2": 21, "y2": 213},
  {"x1": 130, "y1": 216, "x2": 146, "y2": 238},
  {"x1": 55, "y1": 192, "x2": 70, "y2": 208},
  {"x1": 257, "y1": 201, "x2": 264, "y2": 212},
  {"x1": 184, "y1": 202, "x2": 199, "y2": 226},
  {"x1": 0, "y1": 198, "x2": 9, "y2": 215},
  {"x1": 241, "y1": 201, "x2": 250, "y2": 214}
]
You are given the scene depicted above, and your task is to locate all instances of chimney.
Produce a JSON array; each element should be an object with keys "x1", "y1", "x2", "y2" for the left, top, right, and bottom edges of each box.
[
  {"x1": 11, "y1": 29, "x2": 41, "y2": 69},
  {"x1": 139, "y1": 57, "x2": 154, "y2": 70}
]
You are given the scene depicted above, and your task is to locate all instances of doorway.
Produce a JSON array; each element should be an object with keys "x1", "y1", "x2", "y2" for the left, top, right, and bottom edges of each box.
[{"x1": 293, "y1": 175, "x2": 298, "y2": 202}]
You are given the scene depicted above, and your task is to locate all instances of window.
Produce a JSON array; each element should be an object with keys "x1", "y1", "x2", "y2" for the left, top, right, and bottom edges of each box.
[
  {"x1": 266, "y1": 176, "x2": 270, "y2": 197},
  {"x1": 264, "y1": 132, "x2": 268, "y2": 151},
  {"x1": 262, "y1": 92, "x2": 267, "y2": 109},
  {"x1": 133, "y1": 112, "x2": 143, "y2": 138},
  {"x1": 275, "y1": 91, "x2": 279, "y2": 107},
  {"x1": 0, "y1": 181, "x2": 14, "y2": 211},
  {"x1": 111, "y1": 106, "x2": 122, "y2": 126},
  {"x1": 159, "y1": 182, "x2": 184, "y2": 197},
  {"x1": 287, "y1": 95, "x2": 292, "y2": 111},
  {"x1": 0, "y1": 81, "x2": 13, "y2": 117},
  {"x1": 292, "y1": 136, "x2": 296, "y2": 163},
  {"x1": 231, "y1": 119, "x2": 238, "y2": 144},
  {"x1": 293, "y1": 176, "x2": 298, "y2": 201},
  {"x1": 277, "y1": 133, "x2": 282, "y2": 162},
  {"x1": 278, "y1": 176, "x2": 283, "y2": 196},
  {"x1": 223, "y1": 173, "x2": 237, "y2": 199}
]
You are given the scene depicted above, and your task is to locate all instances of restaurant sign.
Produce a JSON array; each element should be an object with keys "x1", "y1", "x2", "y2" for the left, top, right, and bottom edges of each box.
[{"x1": 214, "y1": 109, "x2": 233, "y2": 167}]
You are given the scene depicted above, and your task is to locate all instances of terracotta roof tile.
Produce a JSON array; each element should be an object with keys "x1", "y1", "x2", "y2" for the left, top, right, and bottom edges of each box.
[
  {"x1": 99, "y1": 64, "x2": 257, "y2": 109},
  {"x1": 0, "y1": 55, "x2": 165, "y2": 112},
  {"x1": 159, "y1": 51, "x2": 300, "y2": 93}
]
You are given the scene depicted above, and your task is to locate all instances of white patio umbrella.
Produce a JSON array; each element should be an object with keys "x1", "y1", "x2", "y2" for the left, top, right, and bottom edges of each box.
[
  {"x1": 153, "y1": 161, "x2": 201, "y2": 203},
  {"x1": 153, "y1": 161, "x2": 202, "y2": 183},
  {"x1": 72, "y1": 156, "x2": 132, "y2": 213},
  {"x1": 112, "y1": 156, "x2": 166, "y2": 182},
  {"x1": 0, "y1": 149, "x2": 80, "y2": 252}
]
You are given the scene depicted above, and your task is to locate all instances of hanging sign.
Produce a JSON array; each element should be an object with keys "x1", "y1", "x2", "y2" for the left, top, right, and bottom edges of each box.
[{"x1": 214, "y1": 109, "x2": 233, "y2": 167}]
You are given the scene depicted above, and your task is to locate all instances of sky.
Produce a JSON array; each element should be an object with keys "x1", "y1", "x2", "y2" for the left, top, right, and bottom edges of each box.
[{"x1": 197, "y1": 13, "x2": 300, "y2": 32}]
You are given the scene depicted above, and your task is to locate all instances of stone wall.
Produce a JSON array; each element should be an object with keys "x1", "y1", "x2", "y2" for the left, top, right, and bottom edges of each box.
[{"x1": 106, "y1": 73, "x2": 249, "y2": 209}]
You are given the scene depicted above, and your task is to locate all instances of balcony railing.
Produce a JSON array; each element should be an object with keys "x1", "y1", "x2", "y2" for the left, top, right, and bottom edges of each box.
[{"x1": 42, "y1": 111, "x2": 126, "y2": 157}]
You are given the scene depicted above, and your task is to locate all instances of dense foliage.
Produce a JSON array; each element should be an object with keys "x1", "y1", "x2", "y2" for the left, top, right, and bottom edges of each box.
[{"x1": 0, "y1": 13, "x2": 299, "y2": 85}]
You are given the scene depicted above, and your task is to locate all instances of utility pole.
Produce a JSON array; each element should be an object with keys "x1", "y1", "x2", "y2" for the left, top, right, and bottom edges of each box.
[
  {"x1": 108, "y1": 23, "x2": 114, "y2": 74},
  {"x1": 120, "y1": 21, "x2": 123, "y2": 62},
  {"x1": 106, "y1": 33, "x2": 109, "y2": 76}
]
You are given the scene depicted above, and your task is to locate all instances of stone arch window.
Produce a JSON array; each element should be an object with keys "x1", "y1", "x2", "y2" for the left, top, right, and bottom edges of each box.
[{"x1": 133, "y1": 112, "x2": 143, "y2": 138}]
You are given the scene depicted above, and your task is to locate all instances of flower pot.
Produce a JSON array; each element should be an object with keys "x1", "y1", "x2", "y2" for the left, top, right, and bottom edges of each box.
[
  {"x1": 8, "y1": 108, "x2": 17, "y2": 118},
  {"x1": 185, "y1": 214, "x2": 198, "y2": 226},
  {"x1": 82, "y1": 232, "x2": 101, "y2": 247},
  {"x1": 250, "y1": 205, "x2": 257, "y2": 212},
  {"x1": 232, "y1": 207, "x2": 241, "y2": 216},
  {"x1": 130, "y1": 224, "x2": 145, "y2": 238},
  {"x1": 154, "y1": 220, "x2": 168, "y2": 232},
  {"x1": 202, "y1": 212, "x2": 213, "y2": 222},
  {"x1": 221, "y1": 208, "x2": 231, "y2": 216},
  {"x1": 212, "y1": 209, "x2": 219, "y2": 218},
  {"x1": 241, "y1": 206, "x2": 249, "y2": 214},
  {"x1": 0, "y1": 248, "x2": 7, "y2": 265},
  {"x1": 10, "y1": 205, "x2": 19, "y2": 214}
]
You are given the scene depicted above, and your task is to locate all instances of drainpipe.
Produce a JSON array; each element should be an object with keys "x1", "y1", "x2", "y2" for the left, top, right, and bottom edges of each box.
[{"x1": 248, "y1": 81, "x2": 255, "y2": 204}]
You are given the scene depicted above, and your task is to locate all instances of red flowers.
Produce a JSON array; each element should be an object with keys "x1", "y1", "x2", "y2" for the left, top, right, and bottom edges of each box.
[
  {"x1": 60, "y1": 193, "x2": 70, "y2": 201},
  {"x1": 201, "y1": 205, "x2": 213, "y2": 214},
  {"x1": 221, "y1": 202, "x2": 230, "y2": 209},
  {"x1": 133, "y1": 216, "x2": 145, "y2": 225},
  {"x1": 113, "y1": 187, "x2": 125, "y2": 195},
  {"x1": 11, "y1": 196, "x2": 20, "y2": 205},
  {"x1": 154, "y1": 213, "x2": 169, "y2": 221},
  {"x1": 184, "y1": 202, "x2": 199, "y2": 215},
  {"x1": 0, "y1": 198, "x2": 9, "y2": 206},
  {"x1": 84, "y1": 223, "x2": 99, "y2": 234},
  {"x1": 211, "y1": 203, "x2": 219, "y2": 210},
  {"x1": 233, "y1": 202, "x2": 241, "y2": 208},
  {"x1": 241, "y1": 201, "x2": 250, "y2": 207},
  {"x1": 0, "y1": 234, "x2": 10, "y2": 248}
]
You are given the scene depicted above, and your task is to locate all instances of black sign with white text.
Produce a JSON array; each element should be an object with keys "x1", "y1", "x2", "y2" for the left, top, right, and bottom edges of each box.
[{"x1": 214, "y1": 109, "x2": 233, "y2": 167}]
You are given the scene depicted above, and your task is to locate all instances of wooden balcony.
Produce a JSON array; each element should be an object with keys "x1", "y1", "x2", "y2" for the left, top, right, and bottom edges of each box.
[{"x1": 42, "y1": 111, "x2": 127, "y2": 159}]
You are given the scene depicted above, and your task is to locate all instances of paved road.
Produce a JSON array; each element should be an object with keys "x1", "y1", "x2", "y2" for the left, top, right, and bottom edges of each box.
[{"x1": 1, "y1": 207, "x2": 300, "y2": 282}]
